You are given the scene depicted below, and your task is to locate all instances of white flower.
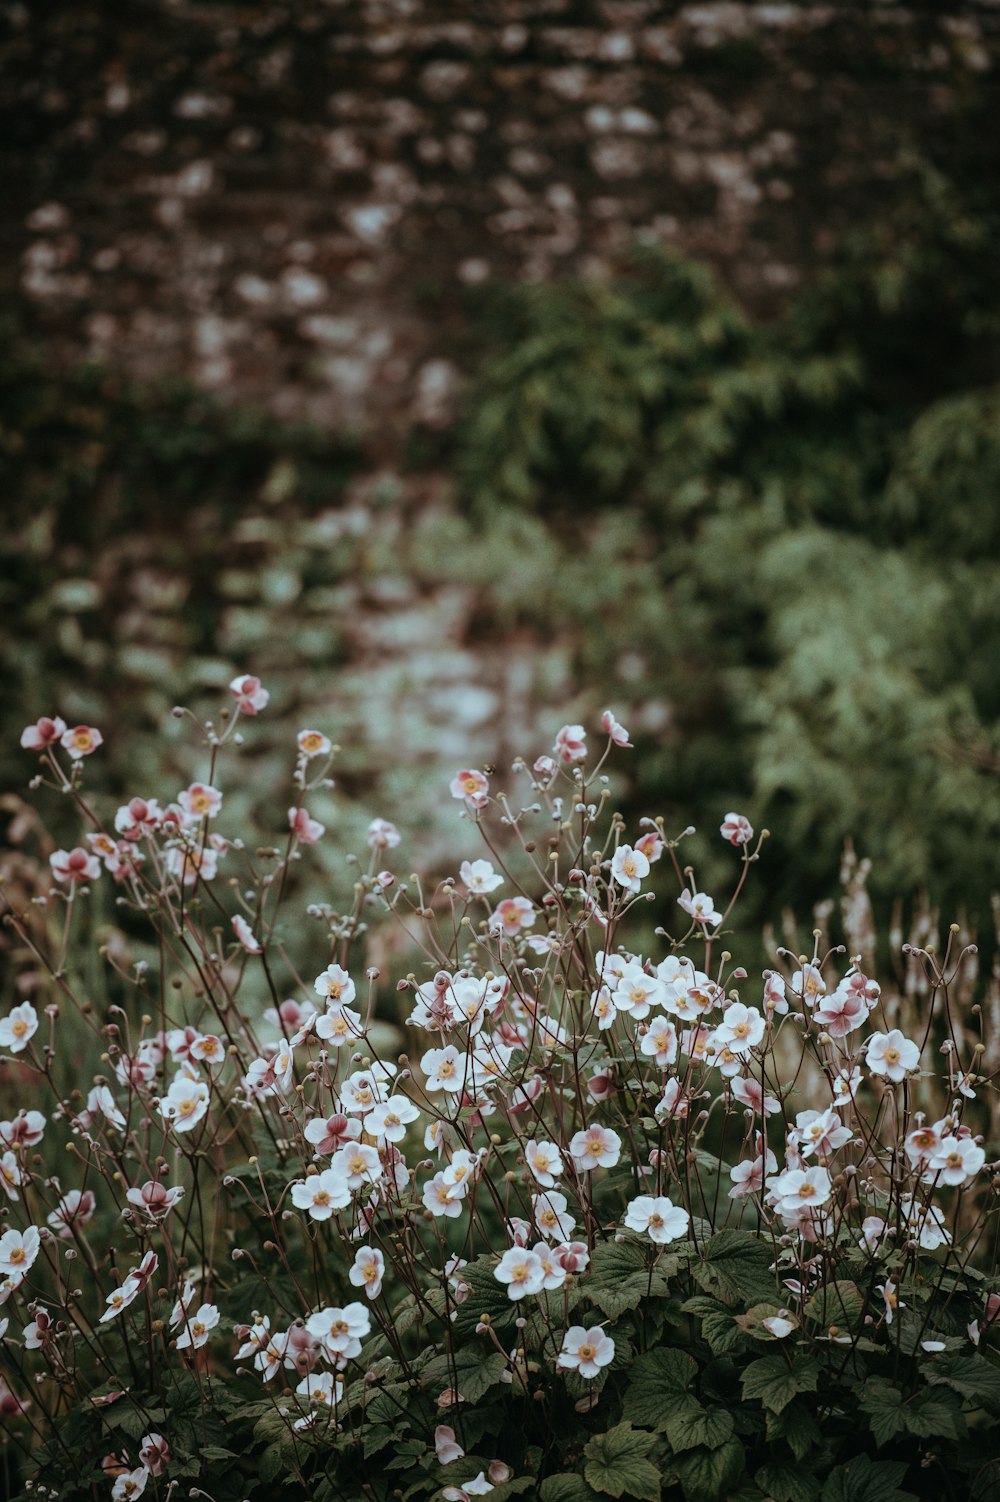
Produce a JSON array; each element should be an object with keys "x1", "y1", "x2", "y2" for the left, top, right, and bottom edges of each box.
[
  {"x1": 610, "y1": 845, "x2": 649, "y2": 894},
  {"x1": 290, "y1": 1168, "x2": 352, "y2": 1220},
  {"x1": 295, "y1": 1370, "x2": 343, "y2": 1407},
  {"x1": 232, "y1": 914, "x2": 262, "y2": 954},
  {"x1": 524, "y1": 1139, "x2": 563, "y2": 1189},
  {"x1": 158, "y1": 1077, "x2": 210, "y2": 1134},
  {"x1": 791, "y1": 1108, "x2": 852, "y2": 1158},
  {"x1": 770, "y1": 1166, "x2": 833, "y2": 1218},
  {"x1": 111, "y1": 1468, "x2": 149, "y2": 1501},
  {"x1": 0, "y1": 1003, "x2": 38, "y2": 1055},
  {"x1": 613, "y1": 965, "x2": 666, "y2": 1020},
  {"x1": 460, "y1": 859, "x2": 503, "y2": 895},
  {"x1": 762, "y1": 1315, "x2": 796, "y2": 1339},
  {"x1": 569, "y1": 1125, "x2": 622, "y2": 1170},
  {"x1": 348, "y1": 1246, "x2": 385, "y2": 1300},
  {"x1": 0, "y1": 1226, "x2": 40, "y2": 1284},
  {"x1": 176, "y1": 1303, "x2": 220, "y2": 1350},
  {"x1": 313, "y1": 964, "x2": 356, "y2": 1007},
  {"x1": 714, "y1": 1003, "x2": 765, "y2": 1054},
  {"x1": 639, "y1": 1015, "x2": 678, "y2": 1068},
  {"x1": 494, "y1": 1247, "x2": 545, "y2": 1300},
  {"x1": 332, "y1": 1142, "x2": 383, "y2": 1191},
  {"x1": 623, "y1": 1195, "x2": 689, "y2": 1244},
  {"x1": 558, "y1": 1325, "x2": 614, "y2": 1378},
  {"x1": 422, "y1": 1173, "x2": 464, "y2": 1219},
  {"x1": 306, "y1": 1302, "x2": 370, "y2": 1359},
  {"x1": 422, "y1": 1045, "x2": 468, "y2": 1094},
  {"x1": 532, "y1": 1191, "x2": 576, "y2": 1242},
  {"x1": 314, "y1": 1006, "x2": 363, "y2": 1047},
  {"x1": 876, "y1": 1281, "x2": 904, "y2": 1326},
  {"x1": 677, "y1": 888, "x2": 722, "y2": 926},
  {"x1": 866, "y1": 1030, "x2": 920, "y2": 1083},
  {"x1": 367, "y1": 1095, "x2": 419, "y2": 1144},
  {"x1": 926, "y1": 1135, "x2": 985, "y2": 1187}
]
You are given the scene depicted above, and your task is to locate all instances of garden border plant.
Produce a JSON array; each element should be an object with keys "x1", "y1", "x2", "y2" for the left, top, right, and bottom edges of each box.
[{"x1": 1, "y1": 681, "x2": 998, "y2": 1502}]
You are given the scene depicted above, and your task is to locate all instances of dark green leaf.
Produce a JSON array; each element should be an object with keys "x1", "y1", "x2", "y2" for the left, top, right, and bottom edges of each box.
[
  {"x1": 584, "y1": 1422, "x2": 660, "y2": 1500},
  {"x1": 623, "y1": 1347, "x2": 699, "y2": 1431},
  {"x1": 666, "y1": 1406, "x2": 734, "y2": 1454},
  {"x1": 741, "y1": 1354, "x2": 820, "y2": 1415},
  {"x1": 756, "y1": 1462, "x2": 822, "y2": 1502},
  {"x1": 672, "y1": 1438, "x2": 745, "y2": 1502},
  {"x1": 820, "y1": 1456, "x2": 916, "y2": 1502}
]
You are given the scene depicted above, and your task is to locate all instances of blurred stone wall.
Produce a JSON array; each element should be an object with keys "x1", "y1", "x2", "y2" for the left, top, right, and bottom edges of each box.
[{"x1": 3, "y1": 0, "x2": 998, "y2": 433}]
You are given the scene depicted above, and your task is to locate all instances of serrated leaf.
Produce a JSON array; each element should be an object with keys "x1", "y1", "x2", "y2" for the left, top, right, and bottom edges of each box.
[
  {"x1": 682, "y1": 1296, "x2": 747, "y2": 1355},
  {"x1": 820, "y1": 1456, "x2": 916, "y2": 1502},
  {"x1": 741, "y1": 1354, "x2": 820, "y2": 1415},
  {"x1": 756, "y1": 1462, "x2": 822, "y2": 1502},
  {"x1": 583, "y1": 1421, "x2": 660, "y2": 1500},
  {"x1": 623, "y1": 1347, "x2": 699, "y2": 1431},
  {"x1": 765, "y1": 1399, "x2": 821, "y2": 1462},
  {"x1": 803, "y1": 1280, "x2": 865, "y2": 1332},
  {"x1": 540, "y1": 1476, "x2": 603, "y2": 1502},
  {"x1": 666, "y1": 1406, "x2": 734, "y2": 1454},
  {"x1": 860, "y1": 1379, "x2": 905, "y2": 1446},
  {"x1": 585, "y1": 1241, "x2": 678, "y2": 1318},
  {"x1": 672, "y1": 1438, "x2": 745, "y2": 1502},
  {"x1": 694, "y1": 1230, "x2": 778, "y2": 1307},
  {"x1": 923, "y1": 1355, "x2": 1000, "y2": 1409}
]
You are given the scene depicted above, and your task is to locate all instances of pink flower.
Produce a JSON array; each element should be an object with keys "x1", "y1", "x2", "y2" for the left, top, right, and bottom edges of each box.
[
  {"x1": 46, "y1": 1189, "x2": 96, "y2": 1238},
  {"x1": 178, "y1": 783, "x2": 223, "y2": 820},
  {"x1": 50, "y1": 847, "x2": 101, "y2": 884},
  {"x1": 720, "y1": 812, "x2": 753, "y2": 846},
  {"x1": 230, "y1": 674, "x2": 269, "y2": 714},
  {"x1": 20, "y1": 716, "x2": 67, "y2": 751},
  {"x1": 449, "y1": 769, "x2": 490, "y2": 810},
  {"x1": 232, "y1": 914, "x2": 262, "y2": 954},
  {"x1": 289, "y1": 806, "x2": 325, "y2": 844},
  {"x1": 553, "y1": 723, "x2": 587, "y2": 764},
  {"x1": 60, "y1": 725, "x2": 103, "y2": 760},
  {"x1": 139, "y1": 1434, "x2": 171, "y2": 1477},
  {"x1": 569, "y1": 1124, "x2": 622, "y2": 1170},
  {"x1": 731, "y1": 1076, "x2": 780, "y2": 1116},
  {"x1": 601, "y1": 710, "x2": 632, "y2": 748},
  {"x1": 635, "y1": 831, "x2": 664, "y2": 863},
  {"x1": 114, "y1": 797, "x2": 162, "y2": 838},
  {"x1": 126, "y1": 1181, "x2": 185, "y2": 1219},
  {"x1": 304, "y1": 1112, "x2": 361, "y2": 1157},
  {"x1": 435, "y1": 1425, "x2": 465, "y2": 1465},
  {"x1": 367, "y1": 818, "x2": 400, "y2": 850},
  {"x1": 532, "y1": 755, "x2": 557, "y2": 785},
  {"x1": 164, "y1": 844, "x2": 219, "y2": 885},
  {"x1": 492, "y1": 896, "x2": 536, "y2": 936}
]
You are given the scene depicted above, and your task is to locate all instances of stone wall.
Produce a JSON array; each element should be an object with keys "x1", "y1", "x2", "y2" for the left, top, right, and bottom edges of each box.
[{"x1": 3, "y1": 0, "x2": 998, "y2": 432}]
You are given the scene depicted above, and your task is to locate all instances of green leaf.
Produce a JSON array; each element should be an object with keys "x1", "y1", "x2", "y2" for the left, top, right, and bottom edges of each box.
[
  {"x1": 583, "y1": 1422, "x2": 660, "y2": 1501},
  {"x1": 363, "y1": 1424, "x2": 395, "y2": 1459},
  {"x1": 540, "y1": 1476, "x2": 603, "y2": 1502},
  {"x1": 693, "y1": 1231, "x2": 777, "y2": 1307},
  {"x1": 585, "y1": 1241, "x2": 678, "y2": 1318},
  {"x1": 257, "y1": 1442, "x2": 287, "y2": 1486},
  {"x1": 820, "y1": 1456, "x2": 916, "y2": 1502},
  {"x1": 860, "y1": 1379, "x2": 905, "y2": 1446},
  {"x1": 756, "y1": 1462, "x2": 822, "y2": 1502},
  {"x1": 765, "y1": 1399, "x2": 821, "y2": 1462},
  {"x1": 623, "y1": 1347, "x2": 699, "y2": 1431},
  {"x1": 803, "y1": 1281, "x2": 865, "y2": 1333},
  {"x1": 672, "y1": 1438, "x2": 745, "y2": 1502},
  {"x1": 923, "y1": 1355, "x2": 1000, "y2": 1409},
  {"x1": 741, "y1": 1353, "x2": 820, "y2": 1415},
  {"x1": 682, "y1": 1296, "x2": 747, "y2": 1355},
  {"x1": 665, "y1": 1406, "x2": 734, "y2": 1455},
  {"x1": 420, "y1": 1348, "x2": 508, "y2": 1403}
]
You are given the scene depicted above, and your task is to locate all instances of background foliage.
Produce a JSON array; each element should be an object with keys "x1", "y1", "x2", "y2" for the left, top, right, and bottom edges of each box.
[{"x1": 3, "y1": 151, "x2": 1000, "y2": 951}]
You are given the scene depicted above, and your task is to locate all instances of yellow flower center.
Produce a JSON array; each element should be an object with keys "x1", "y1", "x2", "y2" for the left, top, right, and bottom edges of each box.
[
  {"x1": 579, "y1": 1343, "x2": 594, "y2": 1360},
  {"x1": 884, "y1": 1047, "x2": 899, "y2": 1066},
  {"x1": 798, "y1": 1183, "x2": 815, "y2": 1199},
  {"x1": 12, "y1": 1020, "x2": 28, "y2": 1038}
]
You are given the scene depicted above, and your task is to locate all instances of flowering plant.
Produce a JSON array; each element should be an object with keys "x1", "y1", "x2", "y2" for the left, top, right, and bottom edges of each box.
[{"x1": 1, "y1": 686, "x2": 999, "y2": 1502}]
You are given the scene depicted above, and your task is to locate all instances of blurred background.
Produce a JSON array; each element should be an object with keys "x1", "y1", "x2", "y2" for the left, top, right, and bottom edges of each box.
[{"x1": 2, "y1": 0, "x2": 1000, "y2": 968}]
